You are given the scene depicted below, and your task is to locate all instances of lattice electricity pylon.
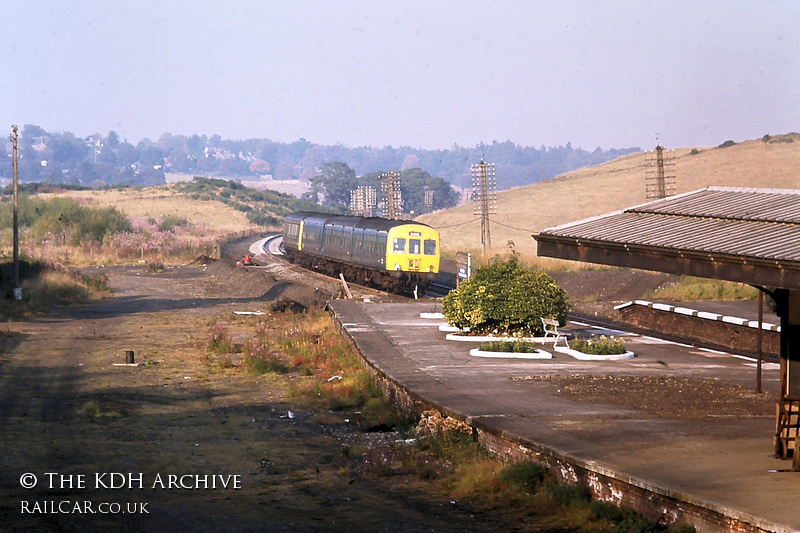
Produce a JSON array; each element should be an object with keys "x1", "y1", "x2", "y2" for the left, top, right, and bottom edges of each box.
[
  {"x1": 350, "y1": 185, "x2": 377, "y2": 217},
  {"x1": 471, "y1": 160, "x2": 497, "y2": 255},
  {"x1": 380, "y1": 171, "x2": 402, "y2": 219},
  {"x1": 423, "y1": 188, "x2": 434, "y2": 213},
  {"x1": 645, "y1": 145, "x2": 676, "y2": 200}
]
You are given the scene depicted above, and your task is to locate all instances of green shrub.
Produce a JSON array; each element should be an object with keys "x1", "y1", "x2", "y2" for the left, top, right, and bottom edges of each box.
[
  {"x1": 547, "y1": 484, "x2": 592, "y2": 506},
  {"x1": 497, "y1": 461, "x2": 546, "y2": 493},
  {"x1": 71, "y1": 206, "x2": 131, "y2": 245},
  {"x1": 247, "y1": 211, "x2": 279, "y2": 226},
  {"x1": 146, "y1": 260, "x2": 166, "y2": 273},
  {"x1": 79, "y1": 272, "x2": 110, "y2": 292},
  {"x1": 0, "y1": 196, "x2": 130, "y2": 246},
  {"x1": 157, "y1": 215, "x2": 189, "y2": 232},
  {"x1": 442, "y1": 251, "x2": 568, "y2": 336},
  {"x1": 717, "y1": 140, "x2": 736, "y2": 149},
  {"x1": 244, "y1": 352, "x2": 290, "y2": 374},
  {"x1": 81, "y1": 401, "x2": 101, "y2": 418}
]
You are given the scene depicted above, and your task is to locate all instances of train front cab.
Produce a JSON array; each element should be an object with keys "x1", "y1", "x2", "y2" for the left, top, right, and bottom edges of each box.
[
  {"x1": 282, "y1": 212, "x2": 307, "y2": 253},
  {"x1": 386, "y1": 223, "x2": 440, "y2": 276}
]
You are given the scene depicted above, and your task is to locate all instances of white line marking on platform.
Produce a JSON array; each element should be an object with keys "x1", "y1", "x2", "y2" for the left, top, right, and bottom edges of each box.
[
  {"x1": 729, "y1": 353, "x2": 758, "y2": 362},
  {"x1": 697, "y1": 347, "x2": 728, "y2": 355},
  {"x1": 589, "y1": 326, "x2": 631, "y2": 336},
  {"x1": 639, "y1": 336, "x2": 690, "y2": 346},
  {"x1": 693, "y1": 351, "x2": 728, "y2": 358},
  {"x1": 743, "y1": 362, "x2": 780, "y2": 370}
]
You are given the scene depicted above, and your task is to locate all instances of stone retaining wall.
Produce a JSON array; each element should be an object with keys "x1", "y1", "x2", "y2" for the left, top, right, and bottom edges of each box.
[{"x1": 615, "y1": 300, "x2": 780, "y2": 357}]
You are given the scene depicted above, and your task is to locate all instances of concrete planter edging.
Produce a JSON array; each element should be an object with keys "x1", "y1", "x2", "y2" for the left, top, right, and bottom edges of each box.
[
  {"x1": 553, "y1": 346, "x2": 635, "y2": 361},
  {"x1": 469, "y1": 347, "x2": 553, "y2": 359}
]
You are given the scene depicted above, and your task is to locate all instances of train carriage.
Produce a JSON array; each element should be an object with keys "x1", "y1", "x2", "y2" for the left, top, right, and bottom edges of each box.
[{"x1": 282, "y1": 211, "x2": 440, "y2": 294}]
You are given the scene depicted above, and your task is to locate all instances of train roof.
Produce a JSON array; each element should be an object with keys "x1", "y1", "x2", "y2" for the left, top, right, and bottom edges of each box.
[{"x1": 286, "y1": 211, "x2": 437, "y2": 233}]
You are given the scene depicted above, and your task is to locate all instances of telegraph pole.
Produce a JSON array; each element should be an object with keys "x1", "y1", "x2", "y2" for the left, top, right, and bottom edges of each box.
[
  {"x1": 11, "y1": 125, "x2": 21, "y2": 298},
  {"x1": 471, "y1": 160, "x2": 496, "y2": 256}
]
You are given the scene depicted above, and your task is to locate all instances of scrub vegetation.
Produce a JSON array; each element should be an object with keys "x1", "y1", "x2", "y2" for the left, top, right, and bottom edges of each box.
[
  {"x1": 644, "y1": 277, "x2": 759, "y2": 301},
  {"x1": 0, "y1": 178, "x2": 321, "y2": 266},
  {"x1": 204, "y1": 308, "x2": 693, "y2": 533}
]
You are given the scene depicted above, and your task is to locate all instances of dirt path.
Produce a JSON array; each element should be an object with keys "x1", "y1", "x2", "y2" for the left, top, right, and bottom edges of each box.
[{"x1": 0, "y1": 259, "x2": 501, "y2": 532}]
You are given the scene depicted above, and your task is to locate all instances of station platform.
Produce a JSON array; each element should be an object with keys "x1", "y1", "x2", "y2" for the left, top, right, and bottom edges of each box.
[{"x1": 329, "y1": 300, "x2": 799, "y2": 533}]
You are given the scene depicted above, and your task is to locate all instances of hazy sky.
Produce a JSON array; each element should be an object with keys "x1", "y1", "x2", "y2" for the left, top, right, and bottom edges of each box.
[{"x1": 3, "y1": 0, "x2": 798, "y2": 150}]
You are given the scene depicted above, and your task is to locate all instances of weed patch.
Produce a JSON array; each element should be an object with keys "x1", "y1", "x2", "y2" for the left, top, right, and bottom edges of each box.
[
  {"x1": 201, "y1": 308, "x2": 694, "y2": 532},
  {"x1": 645, "y1": 277, "x2": 757, "y2": 301},
  {"x1": 147, "y1": 260, "x2": 166, "y2": 273},
  {"x1": 205, "y1": 324, "x2": 241, "y2": 354},
  {"x1": 79, "y1": 401, "x2": 122, "y2": 420},
  {"x1": 402, "y1": 412, "x2": 694, "y2": 532}
]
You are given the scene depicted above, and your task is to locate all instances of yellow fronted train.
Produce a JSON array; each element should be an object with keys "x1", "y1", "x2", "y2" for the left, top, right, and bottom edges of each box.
[{"x1": 282, "y1": 211, "x2": 440, "y2": 294}]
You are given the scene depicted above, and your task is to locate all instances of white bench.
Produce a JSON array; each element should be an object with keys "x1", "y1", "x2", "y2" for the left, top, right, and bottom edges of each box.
[{"x1": 541, "y1": 317, "x2": 570, "y2": 348}]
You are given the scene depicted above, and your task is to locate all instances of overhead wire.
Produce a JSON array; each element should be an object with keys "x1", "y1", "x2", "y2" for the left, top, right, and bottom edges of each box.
[
  {"x1": 489, "y1": 219, "x2": 538, "y2": 233},
  {"x1": 436, "y1": 218, "x2": 480, "y2": 229}
]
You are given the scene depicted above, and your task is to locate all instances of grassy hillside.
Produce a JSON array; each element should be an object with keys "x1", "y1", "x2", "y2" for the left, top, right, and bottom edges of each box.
[
  {"x1": 2, "y1": 178, "x2": 323, "y2": 266},
  {"x1": 47, "y1": 178, "x2": 322, "y2": 235},
  {"x1": 420, "y1": 133, "x2": 800, "y2": 261},
  {"x1": 54, "y1": 186, "x2": 255, "y2": 235}
]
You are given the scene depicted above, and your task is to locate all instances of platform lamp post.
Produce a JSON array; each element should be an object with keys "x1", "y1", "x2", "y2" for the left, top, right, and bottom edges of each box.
[{"x1": 11, "y1": 125, "x2": 21, "y2": 300}]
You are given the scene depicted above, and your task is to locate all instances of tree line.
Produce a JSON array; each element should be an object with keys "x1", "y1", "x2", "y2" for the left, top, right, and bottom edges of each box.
[
  {"x1": 1, "y1": 125, "x2": 638, "y2": 192},
  {"x1": 305, "y1": 163, "x2": 460, "y2": 215}
]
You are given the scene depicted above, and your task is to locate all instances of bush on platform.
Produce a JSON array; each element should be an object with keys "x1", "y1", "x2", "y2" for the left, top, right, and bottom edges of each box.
[{"x1": 442, "y1": 249, "x2": 569, "y2": 336}]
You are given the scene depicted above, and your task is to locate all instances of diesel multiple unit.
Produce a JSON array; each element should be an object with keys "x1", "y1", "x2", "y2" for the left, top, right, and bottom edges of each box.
[{"x1": 282, "y1": 211, "x2": 440, "y2": 294}]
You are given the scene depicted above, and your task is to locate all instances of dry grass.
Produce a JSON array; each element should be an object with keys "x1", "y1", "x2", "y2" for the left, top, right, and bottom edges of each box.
[
  {"x1": 49, "y1": 186, "x2": 256, "y2": 236},
  {"x1": 0, "y1": 269, "x2": 111, "y2": 318},
  {"x1": 421, "y1": 133, "x2": 800, "y2": 261},
  {"x1": 11, "y1": 185, "x2": 261, "y2": 266}
]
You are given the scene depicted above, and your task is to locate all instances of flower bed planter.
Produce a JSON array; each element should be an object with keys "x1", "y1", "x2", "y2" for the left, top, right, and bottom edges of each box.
[
  {"x1": 469, "y1": 346, "x2": 552, "y2": 359},
  {"x1": 553, "y1": 346, "x2": 635, "y2": 361}
]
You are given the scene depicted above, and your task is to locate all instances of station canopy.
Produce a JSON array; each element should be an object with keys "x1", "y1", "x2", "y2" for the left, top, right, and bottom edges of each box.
[{"x1": 534, "y1": 187, "x2": 800, "y2": 290}]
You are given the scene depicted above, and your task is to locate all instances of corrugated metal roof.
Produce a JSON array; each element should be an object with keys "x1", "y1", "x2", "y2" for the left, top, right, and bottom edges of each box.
[
  {"x1": 539, "y1": 187, "x2": 800, "y2": 264},
  {"x1": 548, "y1": 212, "x2": 800, "y2": 262},
  {"x1": 628, "y1": 187, "x2": 800, "y2": 224}
]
